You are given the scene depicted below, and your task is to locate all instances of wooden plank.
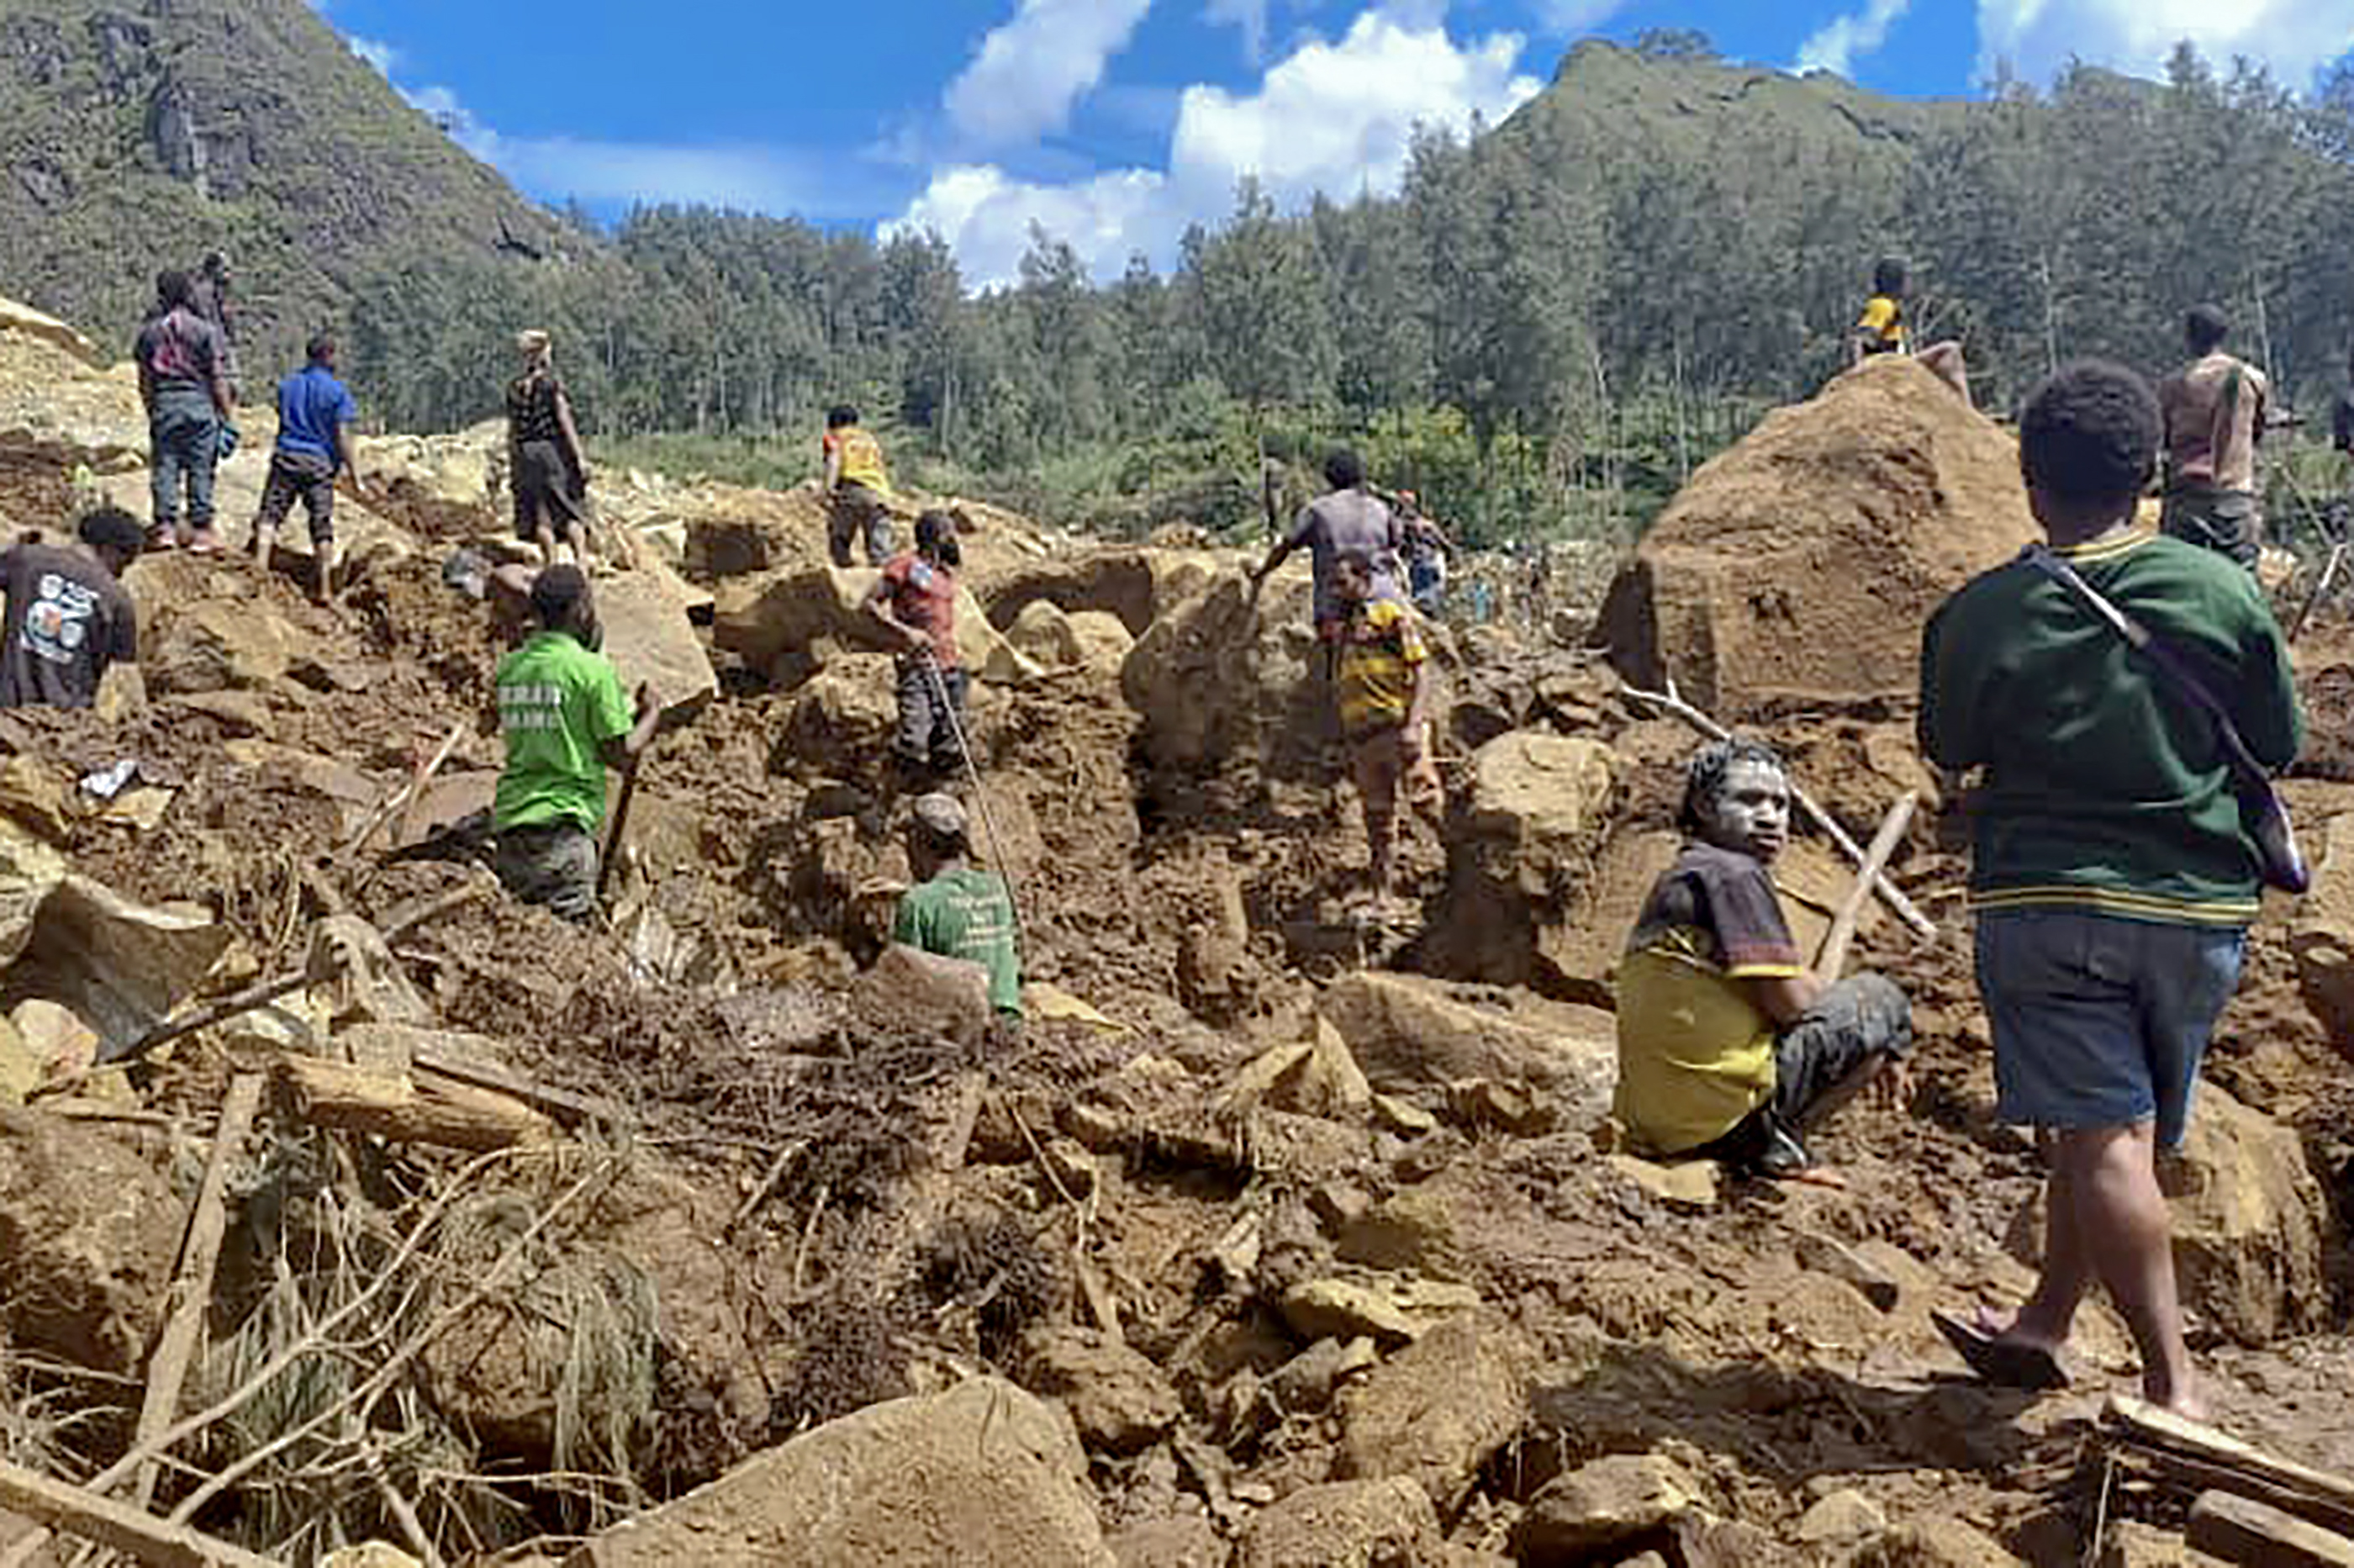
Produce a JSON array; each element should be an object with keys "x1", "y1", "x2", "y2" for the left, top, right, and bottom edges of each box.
[
  {"x1": 0, "y1": 1460, "x2": 281, "y2": 1568},
  {"x1": 274, "y1": 1055, "x2": 556, "y2": 1153},
  {"x1": 410, "y1": 1045, "x2": 626, "y2": 1129},
  {"x1": 2190, "y1": 1490, "x2": 2354, "y2": 1566},
  {"x1": 2107, "y1": 1396, "x2": 2354, "y2": 1514}
]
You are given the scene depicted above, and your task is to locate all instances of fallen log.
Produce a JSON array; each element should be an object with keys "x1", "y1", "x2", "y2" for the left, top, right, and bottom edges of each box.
[
  {"x1": 1618, "y1": 678, "x2": 1934, "y2": 939},
  {"x1": 274, "y1": 1055, "x2": 556, "y2": 1153},
  {"x1": 2190, "y1": 1489, "x2": 2354, "y2": 1566},
  {"x1": 0, "y1": 1459, "x2": 280, "y2": 1568},
  {"x1": 410, "y1": 1043, "x2": 627, "y2": 1131},
  {"x1": 2106, "y1": 1395, "x2": 2354, "y2": 1539}
]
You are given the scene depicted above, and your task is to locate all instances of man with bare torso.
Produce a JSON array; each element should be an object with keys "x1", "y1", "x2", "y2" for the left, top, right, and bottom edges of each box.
[{"x1": 2158, "y1": 305, "x2": 2270, "y2": 570}]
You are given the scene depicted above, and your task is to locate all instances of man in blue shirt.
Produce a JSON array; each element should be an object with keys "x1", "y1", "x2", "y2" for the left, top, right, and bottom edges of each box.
[{"x1": 251, "y1": 332, "x2": 362, "y2": 604}]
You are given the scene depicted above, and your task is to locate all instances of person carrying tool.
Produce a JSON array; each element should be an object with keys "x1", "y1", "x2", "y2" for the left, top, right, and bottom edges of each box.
[
  {"x1": 862, "y1": 510, "x2": 965, "y2": 778},
  {"x1": 895, "y1": 792, "x2": 1022, "y2": 1019},
  {"x1": 490, "y1": 566, "x2": 658, "y2": 923},
  {"x1": 134, "y1": 270, "x2": 233, "y2": 552},
  {"x1": 1613, "y1": 738, "x2": 1913, "y2": 1180},
  {"x1": 1920, "y1": 359, "x2": 2300, "y2": 1416},
  {"x1": 1331, "y1": 548, "x2": 1442, "y2": 904},
  {"x1": 1250, "y1": 448, "x2": 1401, "y2": 660},
  {"x1": 0, "y1": 505, "x2": 143, "y2": 709},
  {"x1": 506, "y1": 330, "x2": 592, "y2": 566},
  {"x1": 822, "y1": 404, "x2": 895, "y2": 567},
  {"x1": 251, "y1": 331, "x2": 362, "y2": 604},
  {"x1": 2158, "y1": 305, "x2": 2271, "y2": 570},
  {"x1": 1853, "y1": 256, "x2": 1971, "y2": 404}
]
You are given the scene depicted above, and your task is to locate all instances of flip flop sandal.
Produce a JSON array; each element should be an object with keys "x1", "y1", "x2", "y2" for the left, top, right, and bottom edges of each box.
[{"x1": 1931, "y1": 1309, "x2": 2070, "y2": 1391}]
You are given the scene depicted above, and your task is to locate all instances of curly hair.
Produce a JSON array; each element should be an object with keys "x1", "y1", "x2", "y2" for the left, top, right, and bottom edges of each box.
[
  {"x1": 1678, "y1": 738, "x2": 1787, "y2": 837},
  {"x1": 2019, "y1": 360, "x2": 2159, "y2": 509}
]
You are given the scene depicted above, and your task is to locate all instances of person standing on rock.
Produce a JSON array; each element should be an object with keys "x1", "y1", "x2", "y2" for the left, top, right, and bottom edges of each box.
[
  {"x1": 1613, "y1": 738, "x2": 1913, "y2": 1180},
  {"x1": 134, "y1": 270, "x2": 232, "y2": 552},
  {"x1": 251, "y1": 331, "x2": 361, "y2": 605},
  {"x1": 862, "y1": 510, "x2": 967, "y2": 778},
  {"x1": 821, "y1": 405, "x2": 895, "y2": 568},
  {"x1": 2157, "y1": 305, "x2": 2271, "y2": 570},
  {"x1": 491, "y1": 566, "x2": 658, "y2": 923},
  {"x1": 1332, "y1": 549, "x2": 1441, "y2": 905},
  {"x1": 0, "y1": 506, "x2": 143, "y2": 710},
  {"x1": 1852, "y1": 256, "x2": 1971, "y2": 405},
  {"x1": 1920, "y1": 359, "x2": 2301, "y2": 1417},
  {"x1": 190, "y1": 251, "x2": 240, "y2": 404},
  {"x1": 506, "y1": 330, "x2": 592, "y2": 567},
  {"x1": 1250, "y1": 448, "x2": 1401, "y2": 669},
  {"x1": 1396, "y1": 492, "x2": 1455, "y2": 619},
  {"x1": 895, "y1": 792, "x2": 1023, "y2": 1019}
]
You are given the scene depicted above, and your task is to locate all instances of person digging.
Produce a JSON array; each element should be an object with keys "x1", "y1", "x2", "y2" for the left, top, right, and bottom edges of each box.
[
  {"x1": 489, "y1": 566, "x2": 658, "y2": 924},
  {"x1": 1612, "y1": 739, "x2": 1913, "y2": 1181},
  {"x1": 893, "y1": 792, "x2": 1023, "y2": 1022},
  {"x1": 1330, "y1": 548, "x2": 1441, "y2": 908}
]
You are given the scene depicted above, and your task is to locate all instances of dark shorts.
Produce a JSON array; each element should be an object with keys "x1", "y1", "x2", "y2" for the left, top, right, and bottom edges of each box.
[
  {"x1": 895, "y1": 661, "x2": 969, "y2": 770},
  {"x1": 828, "y1": 483, "x2": 894, "y2": 567},
  {"x1": 493, "y1": 821, "x2": 599, "y2": 923},
  {"x1": 2161, "y1": 487, "x2": 2262, "y2": 569},
  {"x1": 514, "y1": 440, "x2": 586, "y2": 541},
  {"x1": 1976, "y1": 908, "x2": 2244, "y2": 1149},
  {"x1": 256, "y1": 450, "x2": 338, "y2": 547},
  {"x1": 1693, "y1": 974, "x2": 1912, "y2": 1167}
]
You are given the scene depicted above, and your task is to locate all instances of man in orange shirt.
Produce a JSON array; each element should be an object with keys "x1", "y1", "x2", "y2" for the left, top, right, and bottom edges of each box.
[
  {"x1": 2157, "y1": 304, "x2": 2270, "y2": 570},
  {"x1": 822, "y1": 405, "x2": 895, "y2": 568}
]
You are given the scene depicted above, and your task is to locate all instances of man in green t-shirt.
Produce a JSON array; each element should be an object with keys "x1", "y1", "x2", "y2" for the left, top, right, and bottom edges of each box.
[
  {"x1": 492, "y1": 566, "x2": 658, "y2": 922},
  {"x1": 892, "y1": 793, "x2": 1022, "y2": 1017},
  {"x1": 1920, "y1": 359, "x2": 2302, "y2": 1418}
]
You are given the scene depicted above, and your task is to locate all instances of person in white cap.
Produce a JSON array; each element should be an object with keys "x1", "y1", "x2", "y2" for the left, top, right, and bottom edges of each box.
[{"x1": 895, "y1": 793, "x2": 1021, "y2": 1018}]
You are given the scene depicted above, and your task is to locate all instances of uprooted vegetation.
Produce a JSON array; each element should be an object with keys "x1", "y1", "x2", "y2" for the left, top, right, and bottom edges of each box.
[{"x1": 5, "y1": 329, "x2": 2354, "y2": 1568}]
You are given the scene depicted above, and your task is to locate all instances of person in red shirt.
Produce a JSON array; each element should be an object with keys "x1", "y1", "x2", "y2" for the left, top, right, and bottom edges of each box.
[{"x1": 862, "y1": 510, "x2": 965, "y2": 775}]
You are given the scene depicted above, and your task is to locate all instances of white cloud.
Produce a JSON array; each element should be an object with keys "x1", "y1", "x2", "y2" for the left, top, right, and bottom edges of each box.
[
  {"x1": 1977, "y1": 0, "x2": 2354, "y2": 86},
  {"x1": 1206, "y1": 0, "x2": 1270, "y2": 63},
  {"x1": 1533, "y1": 0, "x2": 1628, "y2": 35},
  {"x1": 891, "y1": 8, "x2": 1544, "y2": 285},
  {"x1": 1796, "y1": 0, "x2": 1912, "y2": 77},
  {"x1": 943, "y1": 0, "x2": 1157, "y2": 151},
  {"x1": 346, "y1": 34, "x2": 399, "y2": 75}
]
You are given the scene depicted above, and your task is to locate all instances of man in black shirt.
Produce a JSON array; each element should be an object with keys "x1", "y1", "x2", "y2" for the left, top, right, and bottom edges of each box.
[{"x1": 0, "y1": 507, "x2": 142, "y2": 709}]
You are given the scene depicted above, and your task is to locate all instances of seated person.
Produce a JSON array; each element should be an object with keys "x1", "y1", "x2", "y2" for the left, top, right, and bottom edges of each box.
[
  {"x1": 0, "y1": 507, "x2": 143, "y2": 710},
  {"x1": 894, "y1": 793, "x2": 1022, "y2": 1019},
  {"x1": 1614, "y1": 739, "x2": 1912, "y2": 1175},
  {"x1": 1855, "y1": 256, "x2": 1971, "y2": 406}
]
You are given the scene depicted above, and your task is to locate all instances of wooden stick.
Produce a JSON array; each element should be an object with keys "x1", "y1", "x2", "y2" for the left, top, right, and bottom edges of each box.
[
  {"x1": 133, "y1": 1074, "x2": 264, "y2": 1511},
  {"x1": 0, "y1": 1460, "x2": 281, "y2": 1568},
  {"x1": 2190, "y1": 1489, "x2": 2354, "y2": 1566},
  {"x1": 340, "y1": 720, "x2": 468, "y2": 858},
  {"x1": 1815, "y1": 792, "x2": 1919, "y2": 979},
  {"x1": 274, "y1": 1055, "x2": 556, "y2": 1153},
  {"x1": 598, "y1": 752, "x2": 646, "y2": 900},
  {"x1": 1620, "y1": 679, "x2": 1935, "y2": 938},
  {"x1": 726, "y1": 1140, "x2": 808, "y2": 1236}
]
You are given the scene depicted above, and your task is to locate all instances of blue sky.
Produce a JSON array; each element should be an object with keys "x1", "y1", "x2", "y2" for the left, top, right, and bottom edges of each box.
[{"x1": 319, "y1": 0, "x2": 2354, "y2": 284}]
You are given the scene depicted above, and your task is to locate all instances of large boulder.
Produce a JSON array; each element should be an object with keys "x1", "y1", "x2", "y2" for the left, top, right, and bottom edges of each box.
[
  {"x1": 715, "y1": 566, "x2": 1035, "y2": 688},
  {"x1": 1238, "y1": 1479, "x2": 1444, "y2": 1568},
  {"x1": 1004, "y1": 600, "x2": 1135, "y2": 678},
  {"x1": 144, "y1": 598, "x2": 301, "y2": 694},
  {"x1": 771, "y1": 655, "x2": 900, "y2": 780},
  {"x1": 1333, "y1": 1312, "x2": 1534, "y2": 1510},
  {"x1": 0, "y1": 323, "x2": 145, "y2": 466},
  {"x1": 1422, "y1": 734, "x2": 1618, "y2": 994},
  {"x1": 1598, "y1": 355, "x2": 2038, "y2": 720},
  {"x1": 1122, "y1": 570, "x2": 1326, "y2": 782},
  {"x1": 1021, "y1": 1327, "x2": 1183, "y2": 1457},
  {"x1": 0, "y1": 819, "x2": 68, "y2": 965},
  {"x1": 1317, "y1": 973, "x2": 1617, "y2": 1128},
  {"x1": 0, "y1": 1109, "x2": 184, "y2": 1372},
  {"x1": 13, "y1": 875, "x2": 231, "y2": 1057},
  {"x1": 2166, "y1": 1083, "x2": 2329, "y2": 1345},
  {"x1": 2293, "y1": 811, "x2": 2354, "y2": 1047},
  {"x1": 596, "y1": 566, "x2": 720, "y2": 721},
  {"x1": 982, "y1": 546, "x2": 1224, "y2": 638},
  {"x1": 565, "y1": 1376, "x2": 1112, "y2": 1567},
  {"x1": 1515, "y1": 1453, "x2": 1697, "y2": 1566}
]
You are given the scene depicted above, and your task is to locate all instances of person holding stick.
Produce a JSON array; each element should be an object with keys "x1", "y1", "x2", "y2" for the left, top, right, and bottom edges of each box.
[
  {"x1": 489, "y1": 566, "x2": 657, "y2": 923},
  {"x1": 862, "y1": 509, "x2": 965, "y2": 779},
  {"x1": 1920, "y1": 360, "x2": 2301, "y2": 1415},
  {"x1": 1612, "y1": 738, "x2": 1913, "y2": 1179}
]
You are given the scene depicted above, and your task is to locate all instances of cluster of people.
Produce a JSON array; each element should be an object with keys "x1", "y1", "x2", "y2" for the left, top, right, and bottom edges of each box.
[{"x1": 1614, "y1": 356, "x2": 2302, "y2": 1422}]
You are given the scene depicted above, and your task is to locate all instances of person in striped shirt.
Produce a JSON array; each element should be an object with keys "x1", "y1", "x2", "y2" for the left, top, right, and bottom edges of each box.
[{"x1": 1331, "y1": 549, "x2": 1440, "y2": 902}]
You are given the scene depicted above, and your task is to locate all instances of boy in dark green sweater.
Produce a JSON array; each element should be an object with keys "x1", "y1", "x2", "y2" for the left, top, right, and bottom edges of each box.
[{"x1": 1919, "y1": 361, "x2": 2301, "y2": 1418}]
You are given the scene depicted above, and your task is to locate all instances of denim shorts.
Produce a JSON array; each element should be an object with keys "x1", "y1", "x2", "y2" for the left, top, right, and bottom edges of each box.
[{"x1": 1974, "y1": 908, "x2": 2245, "y2": 1149}]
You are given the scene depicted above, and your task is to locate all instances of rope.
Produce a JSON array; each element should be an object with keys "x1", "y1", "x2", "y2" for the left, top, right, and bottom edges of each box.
[{"x1": 916, "y1": 652, "x2": 1031, "y2": 946}]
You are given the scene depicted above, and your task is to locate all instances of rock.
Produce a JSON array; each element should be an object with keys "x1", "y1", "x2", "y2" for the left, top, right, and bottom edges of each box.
[
  {"x1": 319, "y1": 1548, "x2": 424, "y2": 1568},
  {"x1": 854, "y1": 943, "x2": 995, "y2": 1043},
  {"x1": 0, "y1": 295, "x2": 103, "y2": 367},
  {"x1": 1268, "y1": 1336, "x2": 1379, "y2": 1413},
  {"x1": 1317, "y1": 973, "x2": 1617, "y2": 1127},
  {"x1": 984, "y1": 546, "x2": 1223, "y2": 639},
  {"x1": 0, "y1": 1109, "x2": 183, "y2": 1372},
  {"x1": 2293, "y1": 811, "x2": 2354, "y2": 1045},
  {"x1": 1280, "y1": 1274, "x2": 1482, "y2": 1347},
  {"x1": 1022, "y1": 1328, "x2": 1183, "y2": 1456},
  {"x1": 564, "y1": 1376, "x2": 1112, "y2": 1567},
  {"x1": 1227, "y1": 1019, "x2": 1371, "y2": 1122},
  {"x1": 0, "y1": 1016, "x2": 40, "y2": 1106},
  {"x1": 13, "y1": 874, "x2": 230, "y2": 1056},
  {"x1": 1106, "y1": 1514, "x2": 1227, "y2": 1568},
  {"x1": 596, "y1": 567, "x2": 720, "y2": 721},
  {"x1": 0, "y1": 757, "x2": 67, "y2": 843},
  {"x1": 1123, "y1": 571, "x2": 1323, "y2": 782},
  {"x1": 1336, "y1": 1185, "x2": 1472, "y2": 1283},
  {"x1": 1004, "y1": 600, "x2": 1137, "y2": 678},
  {"x1": 157, "y1": 689, "x2": 275, "y2": 738},
  {"x1": 1333, "y1": 1312, "x2": 1533, "y2": 1509},
  {"x1": 2096, "y1": 1520, "x2": 2220, "y2": 1566},
  {"x1": 1798, "y1": 1489, "x2": 1888, "y2": 1545},
  {"x1": 1515, "y1": 1454, "x2": 1697, "y2": 1565},
  {"x1": 2164, "y1": 1083, "x2": 2329, "y2": 1346},
  {"x1": 1606, "y1": 1154, "x2": 1721, "y2": 1212},
  {"x1": 306, "y1": 916, "x2": 435, "y2": 1029},
  {"x1": 12, "y1": 1000, "x2": 98, "y2": 1081},
  {"x1": 145, "y1": 597, "x2": 300, "y2": 694},
  {"x1": 715, "y1": 566, "x2": 1034, "y2": 688},
  {"x1": 1424, "y1": 732, "x2": 1618, "y2": 992},
  {"x1": 772, "y1": 655, "x2": 901, "y2": 779},
  {"x1": 0, "y1": 818, "x2": 68, "y2": 964},
  {"x1": 1174, "y1": 848, "x2": 1256, "y2": 1025},
  {"x1": 1236, "y1": 1478, "x2": 1444, "y2": 1568},
  {"x1": 1855, "y1": 1518, "x2": 2023, "y2": 1566}
]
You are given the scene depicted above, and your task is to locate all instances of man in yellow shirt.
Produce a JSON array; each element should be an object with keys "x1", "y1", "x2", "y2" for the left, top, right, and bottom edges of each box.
[
  {"x1": 1333, "y1": 550, "x2": 1441, "y2": 903},
  {"x1": 1615, "y1": 739, "x2": 1912, "y2": 1176},
  {"x1": 821, "y1": 404, "x2": 895, "y2": 567},
  {"x1": 1852, "y1": 256, "x2": 1971, "y2": 405}
]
